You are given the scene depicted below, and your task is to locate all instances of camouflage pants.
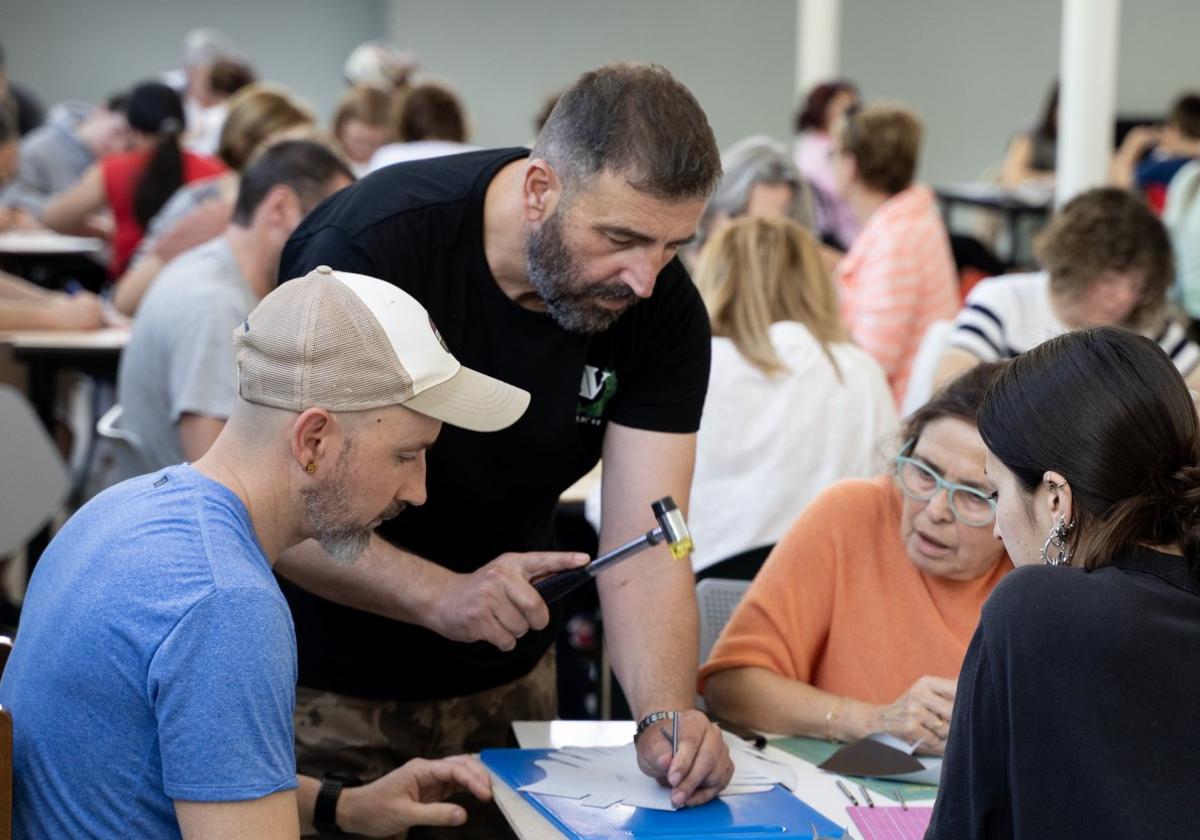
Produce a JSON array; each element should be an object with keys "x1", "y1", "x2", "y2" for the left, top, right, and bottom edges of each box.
[{"x1": 295, "y1": 648, "x2": 557, "y2": 840}]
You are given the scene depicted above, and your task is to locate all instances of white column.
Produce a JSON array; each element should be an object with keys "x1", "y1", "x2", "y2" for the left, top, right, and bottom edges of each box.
[
  {"x1": 1056, "y1": 0, "x2": 1121, "y2": 205},
  {"x1": 796, "y1": 0, "x2": 842, "y2": 102}
]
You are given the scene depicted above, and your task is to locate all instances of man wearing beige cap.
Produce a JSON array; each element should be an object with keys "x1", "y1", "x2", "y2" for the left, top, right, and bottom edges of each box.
[
  {"x1": 278, "y1": 61, "x2": 734, "y2": 837},
  {"x1": 0, "y1": 268, "x2": 532, "y2": 838}
]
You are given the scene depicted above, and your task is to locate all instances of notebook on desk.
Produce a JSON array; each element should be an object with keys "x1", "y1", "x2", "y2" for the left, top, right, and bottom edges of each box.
[
  {"x1": 847, "y1": 804, "x2": 933, "y2": 840},
  {"x1": 483, "y1": 747, "x2": 845, "y2": 839}
]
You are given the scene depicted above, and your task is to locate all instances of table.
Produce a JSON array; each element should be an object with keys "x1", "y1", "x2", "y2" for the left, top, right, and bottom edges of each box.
[
  {"x1": 0, "y1": 328, "x2": 128, "y2": 571},
  {"x1": 492, "y1": 721, "x2": 899, "y2": 838},
  {"x1": 935, "y1": 182, "x2": 1052, "y2": 267},
  {"x1": 0, "y1": 231, "x2": 108, "y2": 294},
  {"x1": 0, "y1": 232, "x2": 105, "y2": 256}
]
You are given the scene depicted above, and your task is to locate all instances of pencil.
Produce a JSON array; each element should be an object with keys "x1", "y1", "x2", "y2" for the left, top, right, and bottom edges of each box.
[
  {"x1": 858, "y1": 784, "x2": 874, "y2": 807},
  {"x1": 835, "y1": 779, "x2": 859, "y2": 806}
]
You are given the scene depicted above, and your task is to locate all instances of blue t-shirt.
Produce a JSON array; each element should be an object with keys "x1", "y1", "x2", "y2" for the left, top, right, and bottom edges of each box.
[{"x1": 0, "y1": 465, "x2": 298, "y2": 838}]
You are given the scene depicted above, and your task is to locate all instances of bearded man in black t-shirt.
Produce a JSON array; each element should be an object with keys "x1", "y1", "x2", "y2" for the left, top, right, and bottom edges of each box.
[{"x1": 276, "y1": 63, "x2": 733, "y2": 838}]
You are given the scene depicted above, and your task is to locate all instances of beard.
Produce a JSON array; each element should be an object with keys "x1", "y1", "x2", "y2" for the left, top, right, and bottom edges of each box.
[
  {"x1": 299, "y1": 448, "x2": 404, "y2": 566},
  {"x1": 525, "y1": 208, "x2": 638, "y2": 334}
]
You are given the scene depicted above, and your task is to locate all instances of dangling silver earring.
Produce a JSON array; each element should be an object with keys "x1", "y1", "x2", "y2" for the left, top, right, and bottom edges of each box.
[{"x1": 1040, "y1": 516, "x2": 1074, "y2": 566}]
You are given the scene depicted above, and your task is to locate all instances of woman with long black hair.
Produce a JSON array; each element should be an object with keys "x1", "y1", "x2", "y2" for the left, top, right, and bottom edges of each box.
[
  {"x1": 928, "y1": 326, "x2": 1200, "y2": 838},
  {"x1": 44, "y1": 80, "x2": 225, "y2": 277}
]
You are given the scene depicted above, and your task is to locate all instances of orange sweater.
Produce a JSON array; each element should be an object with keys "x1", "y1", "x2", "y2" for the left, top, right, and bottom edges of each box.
[{"x1": 699, "y1": 475, "x2": 1010, "y2": 705}]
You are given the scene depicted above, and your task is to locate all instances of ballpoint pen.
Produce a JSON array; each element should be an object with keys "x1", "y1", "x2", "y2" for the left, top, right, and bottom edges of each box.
[
  {"x1": 858, "y1": 783, "x2": 874, "y2": 807},
  {"x1": 895, "y1": 787, "x2": 908, "y2": 810},
  {"x1": 672, "y1": 713, "x2": 678, "y2": 759},
  {"x1": 835, "y1": 779, "x2": 859, "y2": 806}
]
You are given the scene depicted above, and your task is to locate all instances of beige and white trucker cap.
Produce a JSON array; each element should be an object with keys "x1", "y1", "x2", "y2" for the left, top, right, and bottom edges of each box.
[{"x1": 233, "y1": 266, "x2": 530, "y2": 432}]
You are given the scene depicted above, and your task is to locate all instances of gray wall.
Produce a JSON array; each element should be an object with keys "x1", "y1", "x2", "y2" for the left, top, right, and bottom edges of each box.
[
  {"x1": 2, "y1": 0, "x2": 1197, "y2": 184},
  {"x1": 387, "y1": 0, "x2": 797, "y2": 147},
  {"x1": 1, "y1": 0, "x2": 388, "y2": 125},
  {"x1": 841, "y1": 0, "x2": 1061, "y2": 184},
  {"x1": 389, "y1": 0, "x2": 1199, "y2": 185}
]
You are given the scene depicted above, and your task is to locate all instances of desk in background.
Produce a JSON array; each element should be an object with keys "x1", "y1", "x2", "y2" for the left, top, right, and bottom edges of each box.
[
  {"x1": 493, "y1": 720, "x2": 899, "y2": 839},
  {"x1": 0, "y1": 232, "x2": 104, "y2": 256},
  {"x1": 0, "y1": 231, "x2": 108, "y2": 294},
  {"x1": 936, "y1": 182, "x2": 1052, "y2": 269},
  {"x1": 0, "y1": 328, "x2": 128, "y2": 572}
]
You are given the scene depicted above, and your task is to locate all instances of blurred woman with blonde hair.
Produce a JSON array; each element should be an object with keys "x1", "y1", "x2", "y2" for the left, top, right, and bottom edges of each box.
[{"x1": 689, "y1": 216, "x2": 897, "y2": 576}]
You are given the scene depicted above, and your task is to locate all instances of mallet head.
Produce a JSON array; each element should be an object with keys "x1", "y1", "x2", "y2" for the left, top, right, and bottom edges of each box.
[{"x1": 651, "y1": 496, "x2": 694, "y2": 560}]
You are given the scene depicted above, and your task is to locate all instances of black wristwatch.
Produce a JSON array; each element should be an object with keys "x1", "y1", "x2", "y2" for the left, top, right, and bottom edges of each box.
[{"x1": 313, "y1": 771, "x2": 362, "y2": 835}]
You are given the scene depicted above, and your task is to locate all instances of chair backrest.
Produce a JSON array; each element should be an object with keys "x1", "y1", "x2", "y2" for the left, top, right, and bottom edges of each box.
[
  {"x1": 900, "y1": 319, "x2": 955, "y2": 417},
  {"x1": 695, "y1": 577, "x2": 752, "y2": 666},
  {"x1": 95, "y1": 403, "x2": 149, "y2": 482},
  {"x1": 0, "y1": 386, "x2": 68, "y2": 558}
]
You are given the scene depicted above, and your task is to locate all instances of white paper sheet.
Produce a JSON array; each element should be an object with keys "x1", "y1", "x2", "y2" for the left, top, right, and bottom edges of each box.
[{"x1": 517, "y1": 732, "x2": 798, "y2": 811}]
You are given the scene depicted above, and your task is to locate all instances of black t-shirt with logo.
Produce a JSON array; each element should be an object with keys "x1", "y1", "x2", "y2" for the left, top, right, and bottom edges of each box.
[{"x1": 277, "y1": 148, "x2": 711, "y2": 700}]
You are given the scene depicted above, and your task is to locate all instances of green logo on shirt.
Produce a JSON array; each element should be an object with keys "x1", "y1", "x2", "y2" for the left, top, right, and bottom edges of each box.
[{"x1": 577, "y1": 365, "x2": 617, "y2": 425}]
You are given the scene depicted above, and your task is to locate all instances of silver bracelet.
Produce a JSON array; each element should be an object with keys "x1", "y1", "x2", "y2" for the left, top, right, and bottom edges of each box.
[{"x1": 634, "y1": 710, "x2": 676, "y2": 741}]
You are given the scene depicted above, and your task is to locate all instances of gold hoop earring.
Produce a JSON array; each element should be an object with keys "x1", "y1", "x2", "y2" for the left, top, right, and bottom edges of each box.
[{"x1": 306, "y1": 462, "x2": 317, "y2": 474}]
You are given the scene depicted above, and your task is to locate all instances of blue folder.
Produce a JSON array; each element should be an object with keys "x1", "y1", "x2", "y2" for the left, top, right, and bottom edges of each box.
[{"x1": 483, "y1": 747, "x2": 845, "y2": 839}]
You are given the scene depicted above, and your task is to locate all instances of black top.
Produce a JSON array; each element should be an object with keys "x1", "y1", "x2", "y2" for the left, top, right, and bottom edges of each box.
[
  {"x1": 4, "y1": 85, "x2": 45, "y2": 136},
  {"x1": 277, "y1": 148, "x2": 711, "y2": 700},
  {"x1": 927, "y1": 546, "x2": 1200, "y2": 838}
]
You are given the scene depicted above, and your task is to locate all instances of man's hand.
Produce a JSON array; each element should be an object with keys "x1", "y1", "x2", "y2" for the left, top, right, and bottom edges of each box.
[
  {"x1": 48, "y1": 292, "x2": 106, "y2": 330},
  {"x1": 426, "y1": 551, "x2": 589, "y2": 651},
  {"x1": 869, "y1": 675, "x2": 956, "y2": 755},
  {"x1": 337, "y1": 755, "x2": 493, "y2": 837},
  {"x1": 0, "y1": 207, "x2": 41, "y2": 232},
  {"x1": 1119, "y1": 125, "x2": 1163, "y2": 159},
  {"x1": 635, "y1": 709, "x2": 734, "y2": 808}
]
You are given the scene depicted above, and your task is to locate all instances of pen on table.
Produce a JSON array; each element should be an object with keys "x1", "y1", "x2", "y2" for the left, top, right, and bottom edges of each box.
[
  {"x1": 661, "y1": 715, "x2": 677, "y2": 756},
  {"x1": 858, "y1": 784, "x2": 874, "y2": 807},
  {"x1": 835, "y1": 779, "x2": 859, "y2": 806},
  {"x1": 895, "y1": 787, "x2": 908, "y2": 810}
]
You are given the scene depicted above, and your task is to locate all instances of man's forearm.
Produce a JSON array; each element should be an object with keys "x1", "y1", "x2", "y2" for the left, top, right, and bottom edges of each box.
[
  {"x1": 597, "y1": 546, "x2": 699, "y2": 718},
  {"x1": 274, "y1": 534, "x2": 452, "y2": 627},
  {"x1": 296, "y1": 775, "x2": 319, "y2": 836}
]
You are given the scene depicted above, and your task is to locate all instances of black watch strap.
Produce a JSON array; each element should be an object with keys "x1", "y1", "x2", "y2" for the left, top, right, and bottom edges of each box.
[{"x1": 314, "y1": 772, "x2": 361, "y2": 835}]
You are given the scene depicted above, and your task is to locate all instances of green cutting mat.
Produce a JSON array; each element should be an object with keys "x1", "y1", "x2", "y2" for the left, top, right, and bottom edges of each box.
[{"x1": 769, "y1": 736, "x2": 939, "y2": 801}]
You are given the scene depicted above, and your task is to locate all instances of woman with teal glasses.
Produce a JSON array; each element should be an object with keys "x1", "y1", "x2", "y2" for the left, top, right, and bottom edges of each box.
[{"x1": 702, "y1": 363, "x2": 1011, "y2": 755}]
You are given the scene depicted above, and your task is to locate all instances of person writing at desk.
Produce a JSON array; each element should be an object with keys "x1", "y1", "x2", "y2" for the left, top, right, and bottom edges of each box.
[
  {"x1": 928, "y1": 327, "x2": 1200, "y2": 838},
  {"x1": 0, "y1": 270, "x2": 105, "y2": 330},
  {"x1": 277, "y1": 63, "x2": 733, "y2": 836},
  {"x1": 701, "y1": 364, "x2": 1011, "y2": 754},
  {"x1": 935, "y1": 187, "x2": 1200, "y2": 395}
]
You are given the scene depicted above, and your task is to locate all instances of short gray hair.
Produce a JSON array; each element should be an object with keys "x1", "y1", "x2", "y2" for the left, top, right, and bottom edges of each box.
[
  {"x1": 531, "y1": 63, "x2": 721, "y2": 201},
  {"x1": 698, "y1": 136, "x2": 815, "y2": 244}
]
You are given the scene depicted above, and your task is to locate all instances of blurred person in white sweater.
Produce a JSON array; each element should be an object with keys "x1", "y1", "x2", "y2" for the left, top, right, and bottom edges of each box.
[{"x1": 689, "y1": 216, "x2": 897, "y2": 576}]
